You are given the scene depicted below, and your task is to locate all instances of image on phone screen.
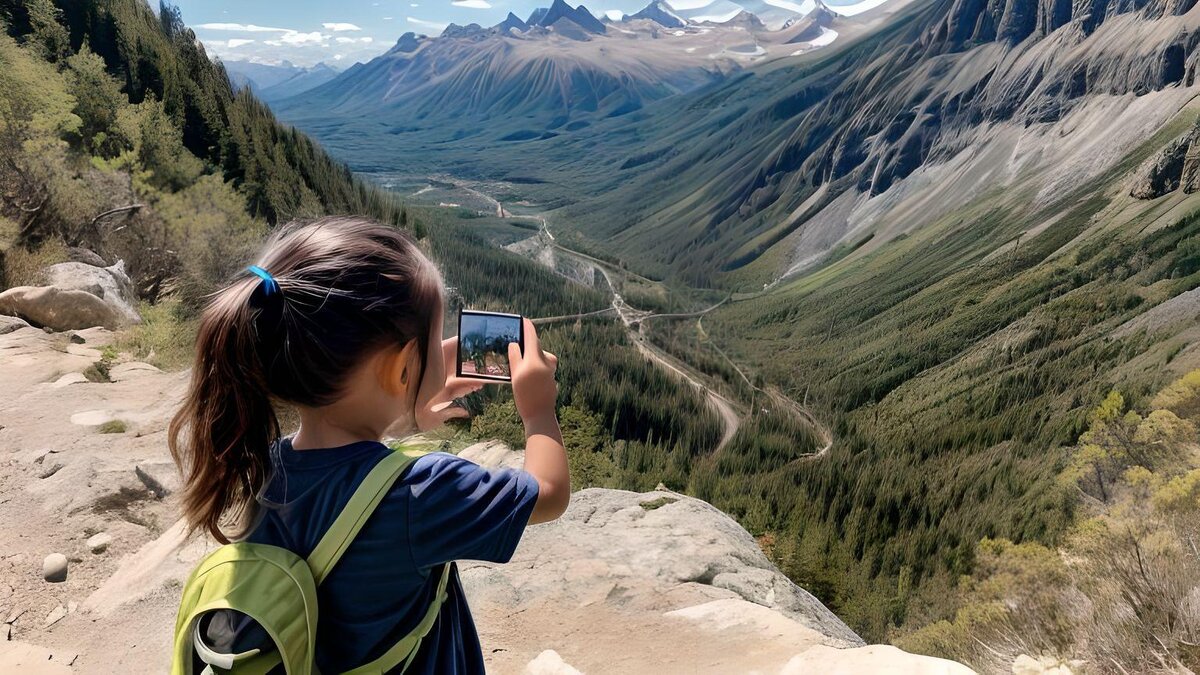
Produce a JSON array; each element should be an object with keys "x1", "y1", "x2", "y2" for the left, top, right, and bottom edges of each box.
[{"x1": 457, "y1": 310, "x2": 524, "y2": 382}]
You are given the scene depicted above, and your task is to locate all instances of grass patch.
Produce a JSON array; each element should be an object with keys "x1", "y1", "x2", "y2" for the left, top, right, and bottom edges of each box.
[
  {"x1": 82, "y1": 345, "x2": 120, "y2": 383},
  {"x1": 114, "y1": 300, "x2": 198, "y2": 371},
  {"x1": 1, "y1": 237, "x2": 69, "y2": 289},
  {"x1": 640, "y1": 496, "x2": 677, "y2": 511},
  {"x1": 97, "y1": 419, "x2": 127, "y2": 434}
]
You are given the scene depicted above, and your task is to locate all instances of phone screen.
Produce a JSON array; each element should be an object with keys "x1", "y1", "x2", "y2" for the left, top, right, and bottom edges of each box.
[{"x1": 457, "y1": 310, "x2": 524, "y2": 382}]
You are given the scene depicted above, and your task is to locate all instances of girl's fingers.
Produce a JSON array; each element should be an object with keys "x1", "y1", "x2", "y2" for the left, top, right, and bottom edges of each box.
[
  {"x1": 543, "y1": 351, "x2": 558, "y2": 368},
  {"x1": 522, "y1": 317, "x2": 540, "y2": 357},
  {"x1": 443, "y1": 377, "x2": 485, "y2": 398},
  {"x1": 508, "y1": 341, "x2": 524, "y2": 371}
]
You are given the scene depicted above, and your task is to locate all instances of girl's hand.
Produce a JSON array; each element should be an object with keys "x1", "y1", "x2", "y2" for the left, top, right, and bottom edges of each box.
[
  {"x1": 507, "y1": 319, "x2": 558, "y2": 429},
  {"x1": 415, "y1": 337, "x2": 485, "y2": 432}
]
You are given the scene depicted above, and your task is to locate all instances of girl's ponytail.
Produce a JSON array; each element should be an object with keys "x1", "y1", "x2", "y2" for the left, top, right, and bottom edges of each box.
[{"x1": 169, "y1": 277, "x2": 280, "y2": 543}]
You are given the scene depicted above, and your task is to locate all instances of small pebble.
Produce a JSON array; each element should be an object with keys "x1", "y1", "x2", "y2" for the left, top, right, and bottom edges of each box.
[
  {"x1": 39, "y1": 462, "x2": 64, "y2": 479},
  {"x1": 86, "y1": 532, "x2": 112, "y2": 554},
  {"x1": 43, "y1": 553, "x2": 68, "y2": 582}
]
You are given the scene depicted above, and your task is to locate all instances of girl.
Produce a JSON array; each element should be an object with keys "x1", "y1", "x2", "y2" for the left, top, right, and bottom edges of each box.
[{"x1": 168, "y1": 217, "x2": 569, "y2": 673}]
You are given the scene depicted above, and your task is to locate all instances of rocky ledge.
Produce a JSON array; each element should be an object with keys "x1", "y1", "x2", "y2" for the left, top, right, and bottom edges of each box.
[{"x1": 0, "y1": 323, "x2": 974, "y2": 674}]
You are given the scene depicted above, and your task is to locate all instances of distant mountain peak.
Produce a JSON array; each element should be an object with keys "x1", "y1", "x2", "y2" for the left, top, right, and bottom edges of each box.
[
  {"x1": 495, "y1": 11, "x2": 529, "y2": 32},
  {"x1": 442, "y1": 22, "x2": 486, "y2": 38},
  {"x1": 533, "y1": 0, "x2": 607, "y2": 34},
  {"x1": 706, "y1": 9, "x2": 765, "y2": 29},
  {"x1": 630, "y1": 0, "x2": 687, "y2": 28},
  {"x1": 392, "y1": 31, "x2": 423, "y2": 53}
]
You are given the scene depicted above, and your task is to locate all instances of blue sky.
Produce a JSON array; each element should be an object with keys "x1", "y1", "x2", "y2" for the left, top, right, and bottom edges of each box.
[{"x1": 173, "y1": 0, "x2": 652, "y2": 66}]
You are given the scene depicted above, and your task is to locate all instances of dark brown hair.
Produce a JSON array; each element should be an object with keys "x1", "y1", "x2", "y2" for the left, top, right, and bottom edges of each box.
[{"x1": 168, "y1": 217, "x2": 443, "y2": 543}]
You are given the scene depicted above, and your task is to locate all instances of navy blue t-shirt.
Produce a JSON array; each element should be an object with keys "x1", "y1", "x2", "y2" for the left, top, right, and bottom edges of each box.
[{"x1": 214, "y1": 437, "x2": 540, "y2": 674}]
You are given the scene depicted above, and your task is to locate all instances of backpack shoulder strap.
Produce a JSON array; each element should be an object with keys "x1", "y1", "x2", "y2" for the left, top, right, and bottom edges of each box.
[
  {"x1": 342, "y1": 562, "x2": 452, "y2": 675},
  {"x1": 307, "y1": 445, "x2": 430, "y2": 585}
]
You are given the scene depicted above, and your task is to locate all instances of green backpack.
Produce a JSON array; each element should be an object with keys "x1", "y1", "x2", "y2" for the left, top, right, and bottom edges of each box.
[{"x1": 171, "y1": 445, "x2": 451, "y2": 675}]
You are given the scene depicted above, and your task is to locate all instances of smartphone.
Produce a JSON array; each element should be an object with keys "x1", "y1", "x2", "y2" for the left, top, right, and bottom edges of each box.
[{"x1": 457, "y1": 309, "x2": 524, "y2": 382}]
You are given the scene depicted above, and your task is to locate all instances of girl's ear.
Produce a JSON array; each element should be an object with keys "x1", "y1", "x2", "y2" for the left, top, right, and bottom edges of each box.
[{"x1": 379, "y1": 340, "x2": 420, "y2": 396}]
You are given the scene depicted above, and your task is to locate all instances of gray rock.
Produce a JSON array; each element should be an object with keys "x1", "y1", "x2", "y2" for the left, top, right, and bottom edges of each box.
[
  {"x1": 109, "y1": 362, "x2": 161, "y2": 382},
  {"x1": 39, "y1": 461, "x2": 64, "y2": 479},
  {"x1": 525, "y1": 650, "x2": 583, "y2": 675},
  {"x1": 87, "y1": 532, "x2": 112, "y2": 554},
  {"x1": 50, "y1": 373, "x2": 89, "y2": 388},
  {"x1": 0, "y1": 286, "x2": 125, "y2": 331},
  {"x1": 66, "y1": 248, "x2": 107, "y2": 267},
  {"x1": 42, "y1": 553, "x2": 68, "y2": 583},
  {"x1": 135, "y1": 464, "x2": 174, "y2": 499},
  {"x1": 0, "y1": 315, "x2": 31, "y2": 335},
  {"x1": 5, "y1": 606, "x2": 26, "y2": 624},
  {"x1": 43, "y1": 261, "x2": 140, "y2": 325},
  {"x1": 43, "y1": 605, "x2": 66, "y2": 628},
  {"x1": 1182, "y1": 137, "x2": 1200, "y2": 195},
  {"x1": 1131, "y1": 133, "x2": 1190, "y2": 199}
]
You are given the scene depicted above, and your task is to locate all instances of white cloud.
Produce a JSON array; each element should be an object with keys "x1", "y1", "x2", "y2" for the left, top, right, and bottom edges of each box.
[
  {"x1": 410, "y1": 3, "x2": 419, "y2": 6},
  {"x1": 451, "y1": 0, "x2": 492, "y2": 7},
  {"x1": 197, "y1": 22, "x2": 291, "y2": 32},
  {"x1": 604, "y1": 9, "x2": 625, "y2": 19},
  {"x1": 197, "y1": 17, "x2": 388, "y2": 67},
  {"x1": 383, "y1": 16, "x2": 395, "y2": 20},
  {"x1": 278, "y1": 31, "x2": 329, "y2": 45},
  {"x1": 407, "y1": 16, "x2": 447, "y2": 30}
]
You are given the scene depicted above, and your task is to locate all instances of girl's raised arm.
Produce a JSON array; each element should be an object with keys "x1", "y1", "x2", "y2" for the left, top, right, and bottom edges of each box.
[{"x1": 507, "y1": 319, "x2": 569, "y2": 524}]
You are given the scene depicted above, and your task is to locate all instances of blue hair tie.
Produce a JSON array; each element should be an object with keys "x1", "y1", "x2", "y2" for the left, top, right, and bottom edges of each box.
[{"x1": 247, "y1": 265, "x2": 279, "y2": 296}]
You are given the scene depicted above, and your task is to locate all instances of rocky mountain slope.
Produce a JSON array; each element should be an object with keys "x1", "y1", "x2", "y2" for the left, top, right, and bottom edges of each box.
[
  {"x1": 0, "y1": 313, "x2": 973, "y2": 674},
  {"x1": 449, "y1": 0, "x2": 1199, "y2": 281}
]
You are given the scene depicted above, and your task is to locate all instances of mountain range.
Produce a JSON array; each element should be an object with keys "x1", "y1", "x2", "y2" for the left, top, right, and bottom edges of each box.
[
  {"x1": 272, "y1": 0, "x2": 863, "y2": 164},
  {"x1": 222, "y1": 60, "x2": 341, "y2": 105}
]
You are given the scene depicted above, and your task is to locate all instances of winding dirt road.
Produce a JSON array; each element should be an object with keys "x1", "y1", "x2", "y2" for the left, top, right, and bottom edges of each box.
[{"x1": 442, "y1": 180, "x2": 831, "y2": 460}]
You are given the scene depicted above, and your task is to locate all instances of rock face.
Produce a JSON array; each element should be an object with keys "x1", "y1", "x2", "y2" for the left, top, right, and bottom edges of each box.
[
  {"x1": 460, "y1": 443, "x2": 976, "y2": 674},
  {"x1": 43, "y1": 261, "x2": 140, "y2": 324},
  {"x1": 0, "y1": 259, "x2": 140, "y2": 331},
  {"x1": 1131, "y1": 121, "x2": 1200, "y2": 199}
]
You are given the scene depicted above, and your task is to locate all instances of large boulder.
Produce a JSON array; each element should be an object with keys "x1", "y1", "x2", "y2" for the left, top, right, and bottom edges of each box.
[
  {"x1": 43, "y1": 260, "x2": 140, "y2": 324},
  {"x1": 0, "y1": 259, "x2": 141, "y2": 331},
  {"x1": 0, "y1": 285, "x2": 126, "y2": 331}
]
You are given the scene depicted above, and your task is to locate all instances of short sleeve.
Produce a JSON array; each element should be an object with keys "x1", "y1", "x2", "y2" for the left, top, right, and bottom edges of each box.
[{"x1": 404, "y1": 453, "x2": 540, "y2": 568}]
